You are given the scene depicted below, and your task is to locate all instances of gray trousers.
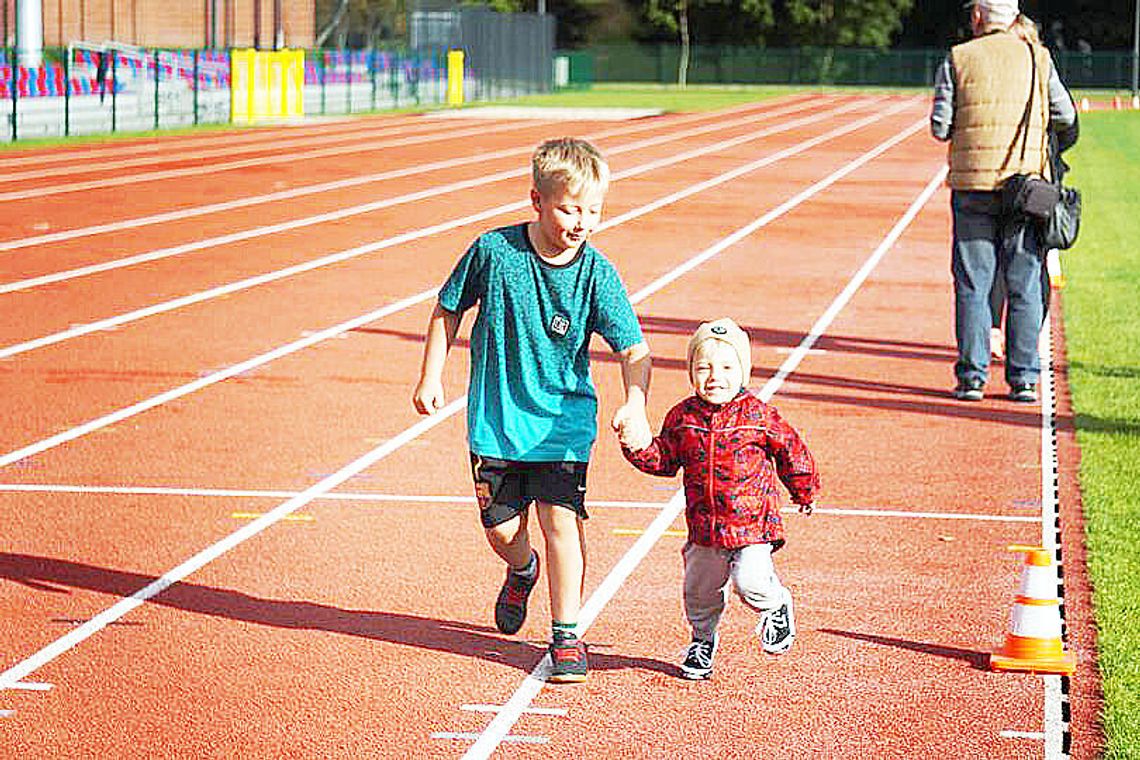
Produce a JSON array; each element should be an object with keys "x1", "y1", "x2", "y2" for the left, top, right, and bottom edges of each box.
[{"x1": 683, "y1": 542, "x2": 789, "y2": 641}]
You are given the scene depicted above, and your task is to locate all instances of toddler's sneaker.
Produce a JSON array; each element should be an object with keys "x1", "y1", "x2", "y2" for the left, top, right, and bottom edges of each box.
[
  {"x1": 548, "y1": 633, "x2": 588, "y2": 683},
  {"x1": 680, "y1": 636, "x2": 717, "y2": 680},
  {"x1": 757, "y1": 597, "x2": 796, "y2": 655},
  {"x1": 494, "y1": 554, "x2": 539, "y2": 635}
]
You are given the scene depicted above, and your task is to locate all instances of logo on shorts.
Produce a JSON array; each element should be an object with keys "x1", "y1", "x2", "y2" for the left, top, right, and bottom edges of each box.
[
  {"x1": 550, "y1": 314, "x2": 570, "y2": 337},
  {"x1": 475, "y1": 481, "x2": 493, "y2": 511}
]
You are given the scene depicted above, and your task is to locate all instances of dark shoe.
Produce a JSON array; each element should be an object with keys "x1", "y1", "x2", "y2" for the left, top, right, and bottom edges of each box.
[
  {"x1": 757, "y1": 598, "x2": 796, "y2": 655},
  {"x1": 494, "y1": 554, "x2": 539, "y2": 635},
  {"x1": 1009, "y1": 383, "x2": 1039, "y2": 403},
  {"x1": 953, "y1": 378, "x2": 985, "y2": 402},
  {"x1": 680, "y1": 636, "x2": 717, "y2": 680},
  {"x1": 548, "y1": 634, "x2": 588, "y2": 683}
]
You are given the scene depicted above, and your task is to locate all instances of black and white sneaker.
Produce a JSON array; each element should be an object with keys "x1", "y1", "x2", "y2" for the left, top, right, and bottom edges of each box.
[
  {"x1": 953, "y1": 378, "x2": 985, "y2": 402},
  {"x1": 757, "y1": 598, "x2": 796, "y2": 655},
  {"x1": 680, "y1": 636, "x2": 717, "y2": 680},
  {"x1": 1009, "y1": 383, "x2": 1039, "y2": 403}
]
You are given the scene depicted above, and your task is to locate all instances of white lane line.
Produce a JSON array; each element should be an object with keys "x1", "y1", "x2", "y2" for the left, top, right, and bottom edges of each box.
[
  {"x1": 0, "y1": 114, "x2": 428, "y2": 170},
  {"x1": 0, "y1": 96, "x2": 824, "y2": 254},
  {"x1": 810, "y1": 507, "x2": 1037, "y2": 522},
  {"x1": 0, "y1": 483, "x2": 1037, "y2": 522},
  {"x1": 0, "y1": 99, "x2": 900, "y2": 359},
  {"x1": 0, "y1": 118, "x2": 488, "y2": 184},
  {"x1": 0, "y1": 120, "x2": 556, "y2": 203},
  {"x1": 775, "y1": 347, "x2": 827, "y2": 355},
  {"x1": 0, "y1": 121, "x2": 932, "y2": 704},
  {"x1": 0, "y1": 396, "x2": 467, "y2": 692},
  {"x1": 0, "y1": 287, "x2": 438, "y2": 469},
  {"x1": 1001, "y1": 730, "x2": 1046, "y2": 740},
  {"x1": 462, "y1": 165, "x2": 948, "y2": 759},
  {"x1": 3, "y1": 682, "x2": 52, "y2": 691},
  {"x1": 1038, "y1": 316, "x2": 1070, "y2": 760},
  {"x1": 0, "y1": 96, "x2": 851, "y2": 289},
  {"x1": 432, "y1": 732, "x2": 548, "y2": 744},
  {"x1": 626, "y1": 121, "x2": 928, "y2": 308},
  {"x1": 0, "y1": 710, "x2": 14, "y2": 717},
  {"x1": 0, "y1": 95, "x2": 810, "y2": 174},
  {"x1": 461, "y1": 705, "x2": 568, "y2": 717},
  {"x1": 0, "y1": 113, "x2": 923, "y2": 473}
]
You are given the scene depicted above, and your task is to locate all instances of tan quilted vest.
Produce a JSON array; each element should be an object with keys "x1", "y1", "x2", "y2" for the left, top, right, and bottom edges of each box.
[{"x1": 948, "y1": 32, "x2": 1052, "y2": 191}]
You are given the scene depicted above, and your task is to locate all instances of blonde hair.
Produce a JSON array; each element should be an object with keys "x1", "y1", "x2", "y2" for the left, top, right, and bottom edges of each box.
[{"x1": 531, "y1": 137, "x2": 610, "y2": 197}]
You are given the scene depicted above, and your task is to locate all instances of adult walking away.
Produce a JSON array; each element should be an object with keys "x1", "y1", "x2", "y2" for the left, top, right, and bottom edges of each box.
[{"x1": 930, "y1": 0, "x2": 1078, "y2": 403}]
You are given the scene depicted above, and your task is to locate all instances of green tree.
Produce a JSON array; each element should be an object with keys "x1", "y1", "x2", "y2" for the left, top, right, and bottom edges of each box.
[
  {"x1": 316, "y1": 0, "x2": 407, "y2": 47},
  {"x1": 773, "y1": 0, "x2": 915, "y2": 48},
  {"x1": 637, "y1": 0, "x2": 774, "y2": 83}
]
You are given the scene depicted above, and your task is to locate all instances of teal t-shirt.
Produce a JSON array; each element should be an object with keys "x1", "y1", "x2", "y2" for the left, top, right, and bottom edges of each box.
[{"x1": 438, "y1": 223, "x2": 643, "y2": 462}]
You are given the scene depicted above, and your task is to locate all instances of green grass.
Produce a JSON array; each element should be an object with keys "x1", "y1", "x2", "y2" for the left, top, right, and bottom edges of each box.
[
  {"x1": 480, "y1": 82, "x2": 810, "y2": 111},
  {"x1": 1061, "y1": 109, "x2": 1140, "y2": 758}
]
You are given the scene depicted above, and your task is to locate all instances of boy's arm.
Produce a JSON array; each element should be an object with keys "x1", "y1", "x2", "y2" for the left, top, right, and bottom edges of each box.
[
  {"x1": 610, "y1": 340, "x2": 652, "y2": 445},
  {"x1": 412, "y1": 303, "x2": 462, "y2": 415}
]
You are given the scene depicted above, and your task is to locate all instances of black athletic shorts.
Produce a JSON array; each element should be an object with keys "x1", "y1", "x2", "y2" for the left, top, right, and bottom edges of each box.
[{"x1": 469, "y1": 453, "x2": 589, "y2": 529}]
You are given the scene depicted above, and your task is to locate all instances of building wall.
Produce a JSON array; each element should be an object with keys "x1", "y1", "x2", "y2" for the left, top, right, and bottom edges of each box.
[{"x1": 8, "y1": 0, "x2": 315, "y2": 49}]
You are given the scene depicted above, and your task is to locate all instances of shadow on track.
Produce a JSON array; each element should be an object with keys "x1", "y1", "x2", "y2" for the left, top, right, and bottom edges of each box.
[
  {"x1": 0, "y1": 552, "x2": 680, "y2": 678},
  {"x1": 818, "y1": 627, "x2": 989, "y2": 670}
]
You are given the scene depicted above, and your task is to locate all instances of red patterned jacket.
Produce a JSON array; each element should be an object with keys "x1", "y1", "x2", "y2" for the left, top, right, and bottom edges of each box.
[{"x1": 623, "y1": 390, "x2": 820, "y2": 550}]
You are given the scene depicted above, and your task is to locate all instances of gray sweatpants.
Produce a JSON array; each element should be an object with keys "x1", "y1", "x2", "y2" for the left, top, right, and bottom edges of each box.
[{"x1": 683, "y1": 541, "x2": 789, "y2": 641}]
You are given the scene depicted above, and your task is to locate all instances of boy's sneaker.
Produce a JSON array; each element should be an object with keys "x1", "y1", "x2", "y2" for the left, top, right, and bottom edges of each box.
[
  {"x1": 1009, "y1": 383, "x2": 1039, "y2": 403},
  {"x1": 757, "y1": 598, "x2": 796, "y2": 655},
  {"x1": 548, "y1": 634, "x2": 588, "y2": 683},
  {"x1": 953, "y1": 378, "x2": 985, "y2": 402},
  {"x1": 680, "y1": 636, "x2": 717, "y2": 680},
  {"x1": 494, "y1": 554, "x2": 539, "y2": 635}
]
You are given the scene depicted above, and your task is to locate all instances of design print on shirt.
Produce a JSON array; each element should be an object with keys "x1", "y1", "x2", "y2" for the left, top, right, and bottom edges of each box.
[{"x1": 550, "y1": 313, "x2": 571, "y2": 337}]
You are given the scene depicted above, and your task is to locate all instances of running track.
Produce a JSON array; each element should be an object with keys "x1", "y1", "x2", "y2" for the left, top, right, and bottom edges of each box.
[{"x1": 0, "y1": 94, "x2": 1100, "y2": 759}]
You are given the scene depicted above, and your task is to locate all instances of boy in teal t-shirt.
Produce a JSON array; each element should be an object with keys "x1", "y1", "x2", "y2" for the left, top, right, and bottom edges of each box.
[{"x1": 413, "y1": 137, "x2": 652, "y2": 683}]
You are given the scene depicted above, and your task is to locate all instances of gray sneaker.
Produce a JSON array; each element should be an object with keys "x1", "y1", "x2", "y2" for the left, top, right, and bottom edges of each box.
[{"x1": 757, "y1": 598, "x2": 796, "y2": 655}]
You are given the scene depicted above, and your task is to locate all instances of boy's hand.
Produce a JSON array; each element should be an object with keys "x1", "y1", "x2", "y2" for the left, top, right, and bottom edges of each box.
[
  {"x1": 612, "y1": 404, "x2": 652, "y2": 451},
  {"x1": 412, "y1": 377, "x2": 446, "y2": 415}
]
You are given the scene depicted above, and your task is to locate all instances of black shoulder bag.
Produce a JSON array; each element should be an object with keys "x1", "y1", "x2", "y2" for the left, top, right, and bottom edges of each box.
[{"x1": 1000, "y1": 43, "x2": 1081, "y2": 251}]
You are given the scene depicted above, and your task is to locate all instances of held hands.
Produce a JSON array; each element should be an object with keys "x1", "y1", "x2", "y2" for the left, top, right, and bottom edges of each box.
[{"x1": 612, "y1": 402, "x2": 653, "y2": 451}]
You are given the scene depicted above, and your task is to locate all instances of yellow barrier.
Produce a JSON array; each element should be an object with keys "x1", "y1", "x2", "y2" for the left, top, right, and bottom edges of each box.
[
  {"x1": 231, "y1": 49, "x2": 305, "y2": 123},
  {"x1": 447, "y1": 49, "x2": 465, "y2": 107}
]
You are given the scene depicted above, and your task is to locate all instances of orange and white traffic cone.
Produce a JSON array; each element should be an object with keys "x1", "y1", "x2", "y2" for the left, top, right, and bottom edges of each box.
[{"x1": 990, "y1": 545, "x2": 1076, "y2": 675}]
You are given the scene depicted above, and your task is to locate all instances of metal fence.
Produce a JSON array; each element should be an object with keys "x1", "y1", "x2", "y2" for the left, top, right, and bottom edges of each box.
[
  {"x1": 578, "y1": 43, "x2": 1140, "y2": 90},
  {"x1": 411, "y1": 6, "x2": 555, "y2": 101},
  {"x1": 2, "y1": 7, "x2": 554, "y2": 142}
]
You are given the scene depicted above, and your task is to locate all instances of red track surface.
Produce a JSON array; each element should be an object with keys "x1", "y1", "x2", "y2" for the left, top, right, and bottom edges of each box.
[{"x1": 0, "y1": 94, "x2": 1101, "y2": 758}]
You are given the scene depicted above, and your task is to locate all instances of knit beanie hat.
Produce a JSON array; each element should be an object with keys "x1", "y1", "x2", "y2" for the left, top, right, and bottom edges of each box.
[
  {"x1": 976, "y1": 0, "x2": 1018, "y2": 29},
  {"x1": 687, "y1": 318, "x2": 752, "y2": 385}
]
